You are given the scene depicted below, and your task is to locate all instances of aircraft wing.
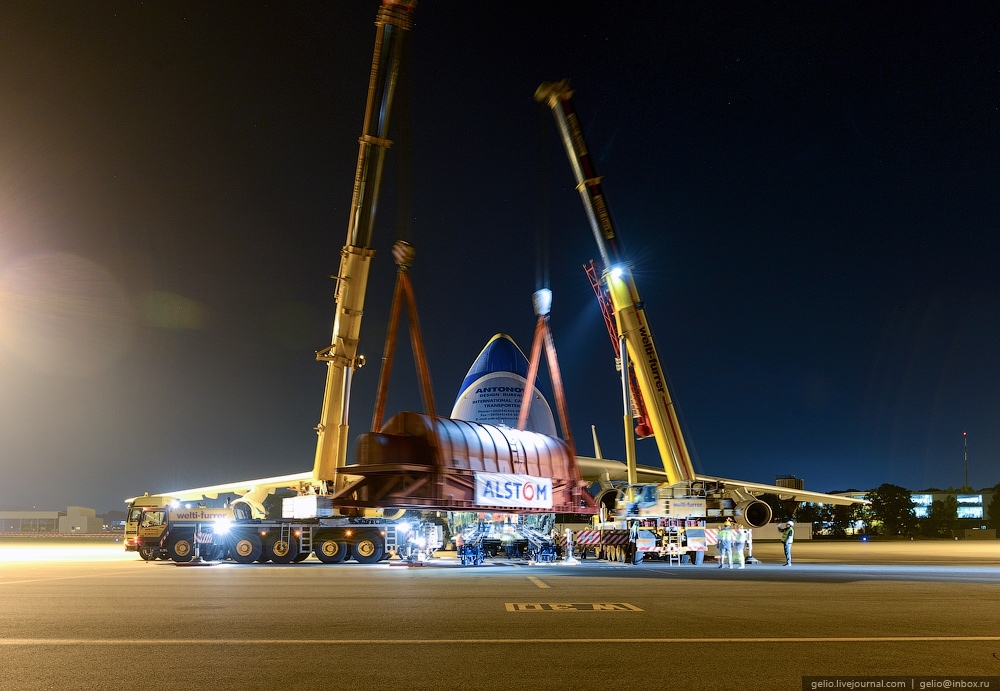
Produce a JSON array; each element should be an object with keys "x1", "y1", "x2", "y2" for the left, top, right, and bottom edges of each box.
[
  {"x1": 575, "y1": 456, "x2": 667, "y2": 483},
  {"x1": 125, "y1": 471, "x2": 314, "y2": 504},
  {"x1": 696, "y1": 475, "x2": 866, "y2": 506},
  {"x1": 574, "y1": 456, "x2": 864, "y2": 506}
]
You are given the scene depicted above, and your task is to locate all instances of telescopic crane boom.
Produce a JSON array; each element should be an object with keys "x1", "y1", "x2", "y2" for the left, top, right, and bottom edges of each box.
[
  {"x1": 312, "y1": 0, "x2": 416, "y2": 493},
  {"x1": 535, "y1": 79, "x2": 697, "y2": 486}
]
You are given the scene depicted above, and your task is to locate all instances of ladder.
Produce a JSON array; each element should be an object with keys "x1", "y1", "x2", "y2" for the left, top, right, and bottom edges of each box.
[
  {"x1": 665, "y1": 529, "x2": 683, "y2": 565},
  {"x1": 299, "y1": 525, "x2": 313, "y2": 556}
]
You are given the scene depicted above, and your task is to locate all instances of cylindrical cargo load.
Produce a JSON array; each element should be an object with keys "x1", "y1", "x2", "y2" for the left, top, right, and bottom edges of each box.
[
  {"x1": 341, "y1": 412, "x2": 596, "y2": 513},
  {"x1": 360, "y1": 412, "x2": 581, "y2": 479}
]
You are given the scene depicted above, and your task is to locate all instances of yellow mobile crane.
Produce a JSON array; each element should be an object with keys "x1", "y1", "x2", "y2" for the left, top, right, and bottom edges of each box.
[
  {"x1": 535, "y1": 81, "x2": 696, "y2": 489},
  {"x1": 537, "y1": 81, "x2": 861, "y2": 562},
  {"x1": 126, "y1": 5, "x2": 598, "y2": 566},
  {"x1": 310, "y1": 1, "x2": 415, "y2": 497},
  {"x1": 126, "y1": 0, "x2": 424, "y2": 564}
]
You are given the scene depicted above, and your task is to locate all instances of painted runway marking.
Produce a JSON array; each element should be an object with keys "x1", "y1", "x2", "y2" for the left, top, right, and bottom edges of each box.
[
  {"x1": 505, "y1": 603, "x2": 643, "y2": 612},
  {"x1": 0, "y1": 570, "x2": 142, "y2": 586},
  {"x1": 2, "y1": 636, "x2": 1000, "y2": 646},
  {"x1": 527, "y1": 576, "x2": 550, "y2": 589}
]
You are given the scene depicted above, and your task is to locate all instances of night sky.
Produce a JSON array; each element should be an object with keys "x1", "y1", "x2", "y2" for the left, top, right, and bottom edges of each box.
[{"x1": 1, "y1": 2, "x2": 997, "y2": 513}]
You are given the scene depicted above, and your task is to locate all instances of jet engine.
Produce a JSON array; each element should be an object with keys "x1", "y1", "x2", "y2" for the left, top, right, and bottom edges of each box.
[
  {"x1": 594, "y1": 488, "x2": 619, "y2": 521},
  {"x1": 735, "y1": 499, "x2": 772, "y2": 528}
]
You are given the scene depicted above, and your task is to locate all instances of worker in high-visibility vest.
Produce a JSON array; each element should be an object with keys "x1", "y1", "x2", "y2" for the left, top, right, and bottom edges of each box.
[
  {"x1": 716, "y1": 522, "x2": 735, "y2": 569},
  {"x1": 733, "y1": 526, "x2": 749, "y2": 569},
  {"x1": 781, "y1": 521, "x2": 795, "y2": 566}
]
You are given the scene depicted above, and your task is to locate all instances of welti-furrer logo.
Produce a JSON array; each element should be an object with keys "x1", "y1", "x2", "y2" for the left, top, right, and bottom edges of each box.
[
  {"x1": 169, "y1": 508, "x2": 232, "y2": 522},
  {"x1": 474, "y1": 472, "x2": 554, "y2": 510}
]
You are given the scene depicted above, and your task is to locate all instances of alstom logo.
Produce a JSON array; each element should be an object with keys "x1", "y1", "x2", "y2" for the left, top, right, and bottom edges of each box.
[
  {"x1": 480, "y1": 479, "x2": 548, "y2": 502},
  {"x1": 474, "y1": 472, "x2": 553, "y2": 509}
]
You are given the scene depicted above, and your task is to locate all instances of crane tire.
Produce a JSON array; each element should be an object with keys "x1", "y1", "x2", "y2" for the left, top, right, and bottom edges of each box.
[
  {"x1": 168, "y1": 538, "x2": 193, "y2": 563},
  {"x1": 230, "y1": 533, "x2": 262, "y2": 564},
  {"x1": 256, "y1": 538, "x2": 272, "y2": 563},
  {"x1": 266, "y1": 536, "x2": 299, "y2": 564},
  {"x1": 352, "y1": 533, "x2": 384, "y2": 564},
  {"x1": 314, "y1": 538, "x2": 348, "y2": 564}
]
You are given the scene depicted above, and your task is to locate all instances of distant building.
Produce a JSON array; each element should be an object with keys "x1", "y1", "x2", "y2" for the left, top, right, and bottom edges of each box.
[
  {"x1": 910, "y1": 490, "x2": 994, "y2": 522},
  {"x1": 1, "y1": 510, "x2": 61, "y2": 533},
  {"x1": 0, "y1": 506, "x2": 104, "y2": 534},
  {"x1": 775, "y1": 475, "x2": 805, "y2": 490},
  {"x1": 834, "y1": 491, "x2": 868, "y2": 502},
  {"x1": 59, "y1": 507, "x2": 104, "y2": 533},
  {"x1": 827, "y1": 489, "x2": 995, "y2": 524}
]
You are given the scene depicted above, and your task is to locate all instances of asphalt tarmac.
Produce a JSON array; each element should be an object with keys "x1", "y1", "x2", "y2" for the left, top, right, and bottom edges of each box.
[{"x1": 1, "y1": 540, "x2": 999, "y2": 690}]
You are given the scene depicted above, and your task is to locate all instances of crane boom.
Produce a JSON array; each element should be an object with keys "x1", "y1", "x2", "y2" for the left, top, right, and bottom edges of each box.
[
  {"x1": 536, "y1": 79, "x2": 696, "y2": 485},
  {"x1": 312, "y1": 1, "x2": 416, "y2": 491}
]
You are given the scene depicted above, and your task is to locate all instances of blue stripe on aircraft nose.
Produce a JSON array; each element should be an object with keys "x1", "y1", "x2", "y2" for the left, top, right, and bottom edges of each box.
[{"x1": 455, "y1": 334, "x2": 529, "y2": 406}]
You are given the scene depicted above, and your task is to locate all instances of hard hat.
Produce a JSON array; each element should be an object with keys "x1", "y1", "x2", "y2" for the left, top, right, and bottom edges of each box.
[{"x1": 787, "y1": 520, "x2": 794, "y2": 525}]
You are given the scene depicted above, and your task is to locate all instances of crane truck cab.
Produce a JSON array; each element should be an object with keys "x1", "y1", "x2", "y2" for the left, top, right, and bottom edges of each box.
[
  {"x1": 130, "y1": 505, "x2": 235, "y2": 563},
  {"x1": 124, "y1": 494, "x2": 173, "y2": 560}
]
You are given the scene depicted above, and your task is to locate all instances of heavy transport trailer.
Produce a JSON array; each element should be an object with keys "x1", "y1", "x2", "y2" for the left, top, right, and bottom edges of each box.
[
  {"x1": 453, "y1": 513, "x2": 558, "y2": 565},
  {"x1": 551, "y1": 516, "x2": 757, "y2": 565},
  {"x1": 134, "y1": 497, "x2": 760, "y2": 566},
  {"x1": 560, "y1": 523, "x2": 723, "y2": 565},
  {"x1": 554, "y1": 478, "x2": 767, "y2": 564}
]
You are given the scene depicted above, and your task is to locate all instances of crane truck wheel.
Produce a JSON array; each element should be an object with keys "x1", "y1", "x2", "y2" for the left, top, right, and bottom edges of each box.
[
  {"x1": 266, "y1": 537, "x2": 299, "y2": 564},
  {"x1": 138, "y1": 546, "x2": 156, "y2": 561},
  {"x1": 168, "y1": 538, "x2": 193, "y2": 563},
  {"x1": 351, "y1": 533, "x2": 384, "y2": 564},
  {"x1": 230, "y1": 533, "x2": 262, "y2": 564},
  {"x1": 256, "y1": 537, "x2": 272, "y2": 563},
  {"x1": 314, "y1": 538, "x2": 348, "y2": 563}
]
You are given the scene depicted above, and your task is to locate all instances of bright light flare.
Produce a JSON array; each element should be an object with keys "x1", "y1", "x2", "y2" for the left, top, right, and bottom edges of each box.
[
  {"x1": 0, "y1": 252, "x2": 132, "y2": 376},
  {"x1": 0, "y1": 543, "x2": 134, "y2": 563}
]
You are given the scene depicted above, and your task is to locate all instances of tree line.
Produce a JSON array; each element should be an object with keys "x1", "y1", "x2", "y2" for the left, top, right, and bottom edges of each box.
[{"x1": 763, "y1": 482, "x2": 1000, "y2": 538}]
